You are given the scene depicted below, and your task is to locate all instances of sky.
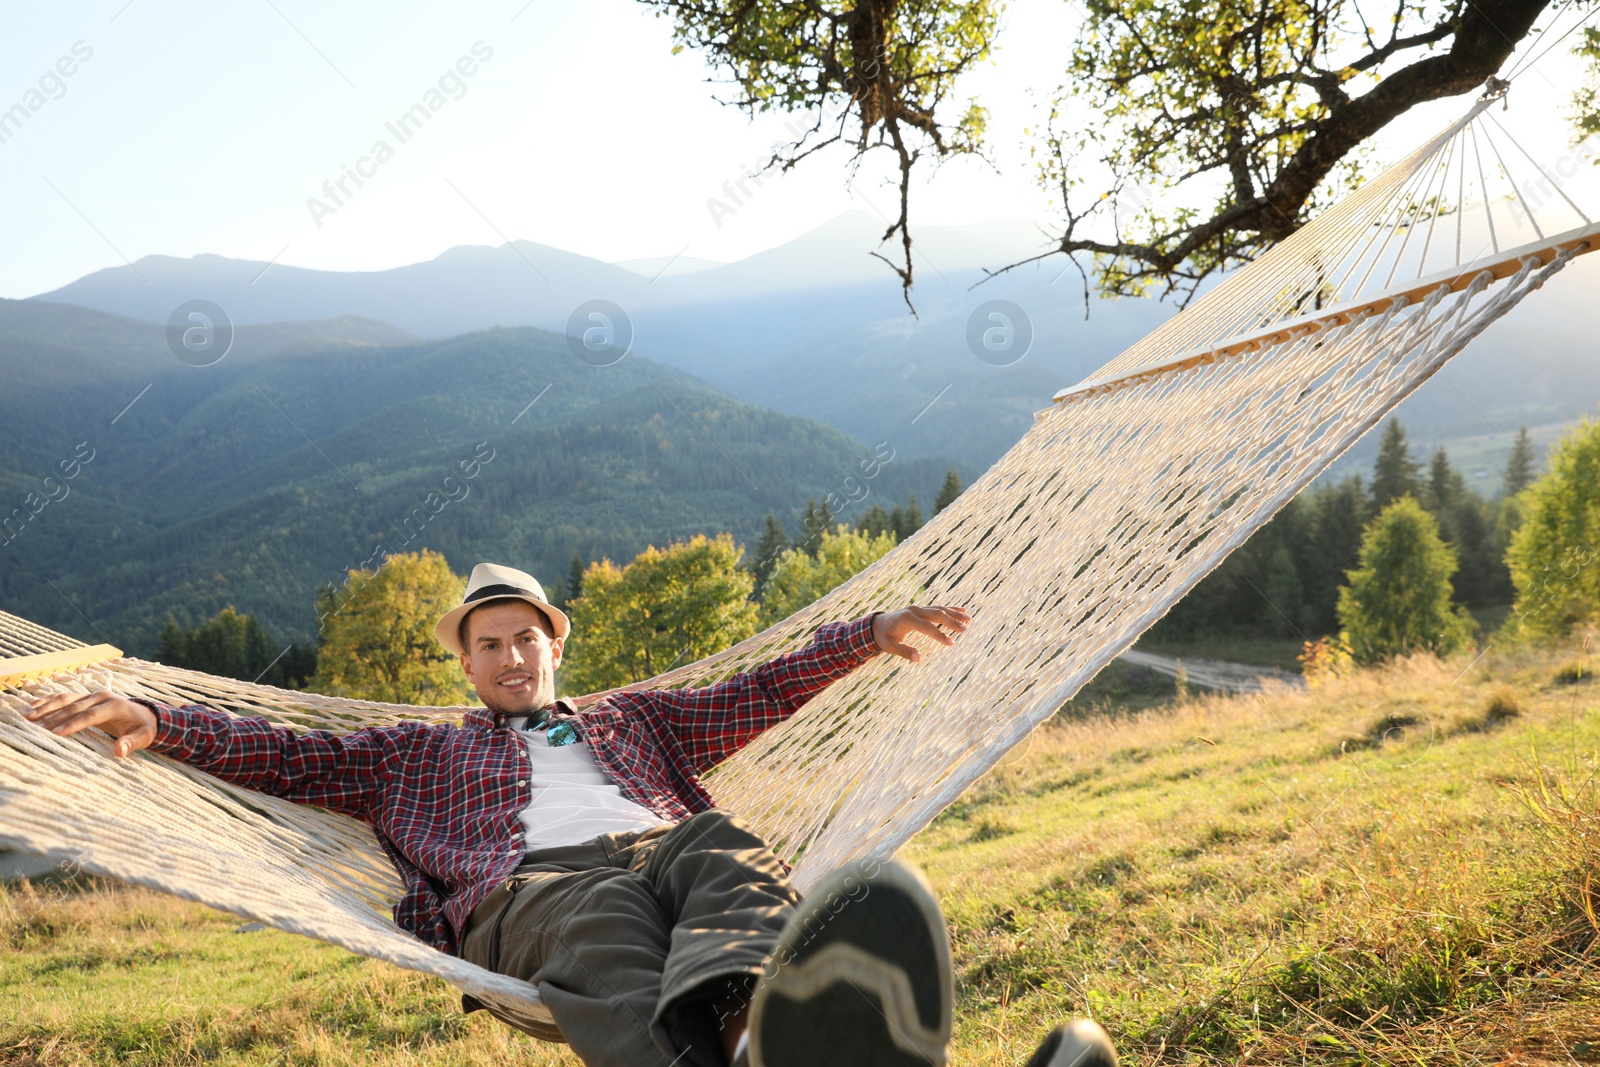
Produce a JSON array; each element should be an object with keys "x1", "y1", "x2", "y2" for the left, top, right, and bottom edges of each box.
[{"x1": 1, "y1": 0, "x2": 1596, "y2": 300}]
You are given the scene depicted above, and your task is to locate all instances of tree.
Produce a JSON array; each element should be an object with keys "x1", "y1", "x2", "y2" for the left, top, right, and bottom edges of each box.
[
  {"x1": 1491, "y1": 488, "x2": 1531, "y2": 603},
  {"x1": 1505, "y1": 418, "x2": 1600, "y2": 640},
  {"x1": 1018, "y1": 0, "x2": 1556, "y2": 302},
  {"x1": 1370, "y1": 419, "x2": 1423, "y2": 510},
  {"x1": 855, "y1": 503, "x2": 894, "y2": 539},
  {"x1": 1503, "y1": 427, "x2": 1538, "y2": 497},
  {"x1": 1577, "y1": 28, "x2": 1600, "y2": 140},
  {"x1": 561, "y1": 534, "x2": 761, "y2": 693},
  {"x1": 1442, "y1": 490, "x2": 1499, "y2": 608},
  {"x1": 155, "y1": 607, "x2": 316, "y2": 689},
  {"x1": 1336, "y1": 496, "x2": 1475, "y2": 664},
  {"x1": 894, "y1": 493, "x2": 924, "y2": 541},
  {"x1": 855, "y1": 490, "x2": 927, "y2": 541},
  {"x1": 753, "y1": 512, "x2": 790, "y2": 590},
  {"x1": 568, "y1": 552, "x2": 587, "y2": 604},
  {"x1": 798, "y1": 498, "x2": 835, "y2": 555},
  {"x1": 1150, "y1": 489, "x2": 1319, "y2": 639},
  {"x1": 1300, "y1": 475, "x2": 1370, "y2": 633},
  {"x1": 1422, "y1": 446, "x2": 1496, "y2": 605},
  {"x1": 1260, "y1": 543, "x2": 1309, "y2": 639},
  {"x1": 933, "y1": 468, "x2": 963, "y2": 514},
  {"x1": 761, "y1": 525, "x2": 898, "y2": 627},
  {"x1": 310, "y1": 550, "x2": 471, "y2": 705},
  {"x1": 1427, "y1": 447, "x2": 1458, "y2": 514},
  {"x1": 644, "y1": 0, "x2": 1000, "y2": 303},
  {"x1": 650, "y1": 0, "x2": 1572, "y2": 302}
]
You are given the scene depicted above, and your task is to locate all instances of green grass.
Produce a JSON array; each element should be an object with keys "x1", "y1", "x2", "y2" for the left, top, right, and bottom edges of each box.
[
  {"x1": 0, "y1": 881, "x2": 575, "y2": 1066},
  {"x1": 4, "y1": 640, "x2": 1600, "y2": 1066}
]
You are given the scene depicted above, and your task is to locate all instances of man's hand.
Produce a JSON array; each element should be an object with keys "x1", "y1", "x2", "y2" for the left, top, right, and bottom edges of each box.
[
  {"x1": 871, "y1": 605, "x2": 970, "y2": 663},
  {"x1": 24, "y1": 691, "x2": 158, "y2": 757}
]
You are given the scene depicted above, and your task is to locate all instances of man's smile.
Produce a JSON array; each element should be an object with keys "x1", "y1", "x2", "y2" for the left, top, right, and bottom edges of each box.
[{"x1": 496, "y1": 671, "x2": 533, "y2": 693}]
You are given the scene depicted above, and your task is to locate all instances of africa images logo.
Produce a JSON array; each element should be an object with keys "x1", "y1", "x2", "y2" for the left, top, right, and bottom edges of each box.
[{"x1": 306, "y1": 41, "x2": 495, "y2": 228}]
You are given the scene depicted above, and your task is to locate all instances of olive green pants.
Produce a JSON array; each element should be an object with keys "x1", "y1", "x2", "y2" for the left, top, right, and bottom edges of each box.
[{"x1": 460, "y1": 809, "x2": 800, "y2": 1067}]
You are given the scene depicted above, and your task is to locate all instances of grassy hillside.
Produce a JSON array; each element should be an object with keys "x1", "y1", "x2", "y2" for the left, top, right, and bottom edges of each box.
[
  {"x1": 4, "y1": 638, "x2": 1597, "y2": 1065},
  {"x1": 914, "y1": 640, "x2": 1600, "y2": 1064}
]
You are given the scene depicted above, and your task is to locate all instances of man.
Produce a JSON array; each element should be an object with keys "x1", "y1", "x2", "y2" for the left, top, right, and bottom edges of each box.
[{"x1": 27, "y1": 563, "x2": 1117, "y2": 1067}]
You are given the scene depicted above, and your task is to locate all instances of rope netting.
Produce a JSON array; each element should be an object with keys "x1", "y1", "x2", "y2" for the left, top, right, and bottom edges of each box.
[
  {"x1": 0, "y1": 648, "x2": 555, "y2": 1027},
  {"x1": 1, "y1": 93, "x2": 1593, "y2": 1023}
]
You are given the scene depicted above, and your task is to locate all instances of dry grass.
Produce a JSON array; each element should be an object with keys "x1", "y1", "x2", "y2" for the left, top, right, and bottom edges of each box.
[
  {"x1": 3, "y1": 639, "x2": 1599, "y2": 1065},
  {"x1": 910, "y1": 639, "x2": 1600, "y2": 1065}
]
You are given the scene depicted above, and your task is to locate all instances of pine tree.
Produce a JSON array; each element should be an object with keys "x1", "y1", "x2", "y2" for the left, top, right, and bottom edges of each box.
[
  {"x1": 1503, "y1": 427, "x2": 1538, "y2": 497},
  {"x1": 568, "y1": 552, "x2": 586, "y2": 604},
  {"x1": 1427, "y1": 447, "x2": 1458, "y2": 514},
  {"x1": 895, "y1": 494, "x2": 924, "y2": 540},
  {"x1": 799, "y1": 498, "x2": 834, "y2": 555},
  {"x1": 155, "y1": 619, "x2": 190, "y2": 667},
  {"x1": 154, "y1": 607, "x2": 314, "y2": 688},
  {"x1": 754, "y1": 512, "x2": 789, "y2": 588},
  {"x1": 934, "y1": 469, "x2": 963, "y2": 515},
  {"x1": 1414, "y1": 446, "x2": 1504, "y2": 609},
  {"x1": 1370, "y1": 419, "x2": 1423, "y2": 509},
  {"x1": 1445, "y1": 490, "x2": 1496, "y2": 607},
  {"x1": 1490, "y1": 491, "x2": 1529, "y2": 605},
  {"x1": 1260, "y1": 544, "x2": 1308, "y2": 638},
  {"x1": 854, "y1": 504, "x2": 894, "y2": 540},
  {"x1": 281, "y1": 643, "x2": 319, "y2": 689},
  {"x1": 1301, "y1": 476, "x2": 1371, "y2": 633}
]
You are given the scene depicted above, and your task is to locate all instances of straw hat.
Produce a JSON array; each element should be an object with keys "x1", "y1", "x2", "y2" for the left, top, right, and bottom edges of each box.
[{"x1": 433, "y1": 563, "x2": 570, "y2": 655}]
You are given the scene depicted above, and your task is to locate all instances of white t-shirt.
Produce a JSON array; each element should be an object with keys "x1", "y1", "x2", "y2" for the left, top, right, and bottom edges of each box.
[{"x1": 510, "y1": 717, "x2": 668, "y2": 851}]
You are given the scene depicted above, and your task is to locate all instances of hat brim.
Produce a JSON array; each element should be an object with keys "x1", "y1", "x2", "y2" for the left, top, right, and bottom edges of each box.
[{"x1": 435, "y1": 595, "x2": 570, "y2": 656}]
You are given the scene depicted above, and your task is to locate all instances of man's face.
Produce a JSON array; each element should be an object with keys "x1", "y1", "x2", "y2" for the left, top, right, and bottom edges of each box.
[{"x1": 458, "y1": 600, "x2": 563, "y2": 716}]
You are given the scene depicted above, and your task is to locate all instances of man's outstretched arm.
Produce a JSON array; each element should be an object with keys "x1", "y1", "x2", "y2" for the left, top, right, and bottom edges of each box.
[
  {"x1": 23, "y1": 691, "x2": 401, "y2": 820},
  {"x1": 634, "y1": 605, "x2": 970, "y2": 771}
]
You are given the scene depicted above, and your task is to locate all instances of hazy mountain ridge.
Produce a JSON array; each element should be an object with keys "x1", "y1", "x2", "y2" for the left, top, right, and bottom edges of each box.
[
  {"x1": 1, "y1": 300, "x2": 967, "y2": 652},
  {"x1": 29, "y1": 215, "x2": 1171, "y2": 468},
  {"x1": 33, "y1": 213, "x2": 1598, "y2": 480}
]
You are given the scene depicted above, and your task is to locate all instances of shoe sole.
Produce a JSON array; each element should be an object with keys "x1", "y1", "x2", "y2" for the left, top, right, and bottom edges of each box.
[
  {"x1": 1026, "y1": 1020, "x2": 1119, "y2": 1067},
  {"x1": 749, "y1": 857, "x2": 952, "y2": 1067}
]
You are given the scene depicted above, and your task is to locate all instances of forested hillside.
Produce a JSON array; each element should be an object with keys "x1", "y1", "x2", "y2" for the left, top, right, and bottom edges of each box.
[
  {"x1": 0, "y1": 299, "x2": 965, "y2": 653},
  {"x1": 1150, "y1": 420, "x2": 1534, "y2": 644}
]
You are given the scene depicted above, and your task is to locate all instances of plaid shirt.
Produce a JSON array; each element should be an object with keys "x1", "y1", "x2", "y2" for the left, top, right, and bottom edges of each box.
[{"x1": 142, "y1": 614, "x2": 880, "y2": 955}]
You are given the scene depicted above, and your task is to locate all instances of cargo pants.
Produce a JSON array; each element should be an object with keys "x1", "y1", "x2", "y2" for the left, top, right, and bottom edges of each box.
[{"x1": 460, "y1": 809, "x2": 799, "y2": 1067}]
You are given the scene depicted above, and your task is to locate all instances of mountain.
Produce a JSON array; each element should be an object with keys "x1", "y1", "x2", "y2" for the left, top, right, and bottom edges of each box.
[
  {"x1": 31, "y1": 214, "x2": 1068, "y2": 332},
  {"x1": 613, "y1": 255, "x2": 726, "y2": 278},
  {"x1": 27, "y1": 212, "x2": 1600, "y2": 482},
  {"x1": 0, "y1": 299, "x2": 967, "y2": 654},
  {"x1": 29, "y1": 214, "x2": 1176, "y2": 469}
]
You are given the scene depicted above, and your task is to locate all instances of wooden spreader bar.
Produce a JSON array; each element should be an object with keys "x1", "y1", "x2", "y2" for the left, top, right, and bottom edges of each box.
[
  {"x1": 0, "y1": 645, "x2": 124, "y2": 689},
  {"x1": 1051, "y1": 221, "x2": 1600, "y2": 407}
]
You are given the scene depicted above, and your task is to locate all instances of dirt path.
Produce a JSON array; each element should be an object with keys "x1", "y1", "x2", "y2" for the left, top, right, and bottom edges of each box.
[{"x1": 1117, "y1": 649, "x2": 1304, "y2": 693}]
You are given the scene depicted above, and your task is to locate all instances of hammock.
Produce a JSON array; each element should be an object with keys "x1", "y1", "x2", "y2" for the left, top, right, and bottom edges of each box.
[{"x1": 2, "y1": 90, "x2": 1595, "y2": 1034}]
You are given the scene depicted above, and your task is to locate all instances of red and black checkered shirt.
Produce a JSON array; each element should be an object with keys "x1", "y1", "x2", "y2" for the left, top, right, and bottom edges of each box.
[{"x1": 142, "y1": 614, "x2": 881, "y2": 955}]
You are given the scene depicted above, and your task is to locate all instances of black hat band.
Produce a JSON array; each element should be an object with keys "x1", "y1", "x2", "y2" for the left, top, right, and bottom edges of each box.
[{"x1": 463, "y1": 583, "x2": 542, "y2": 604}]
